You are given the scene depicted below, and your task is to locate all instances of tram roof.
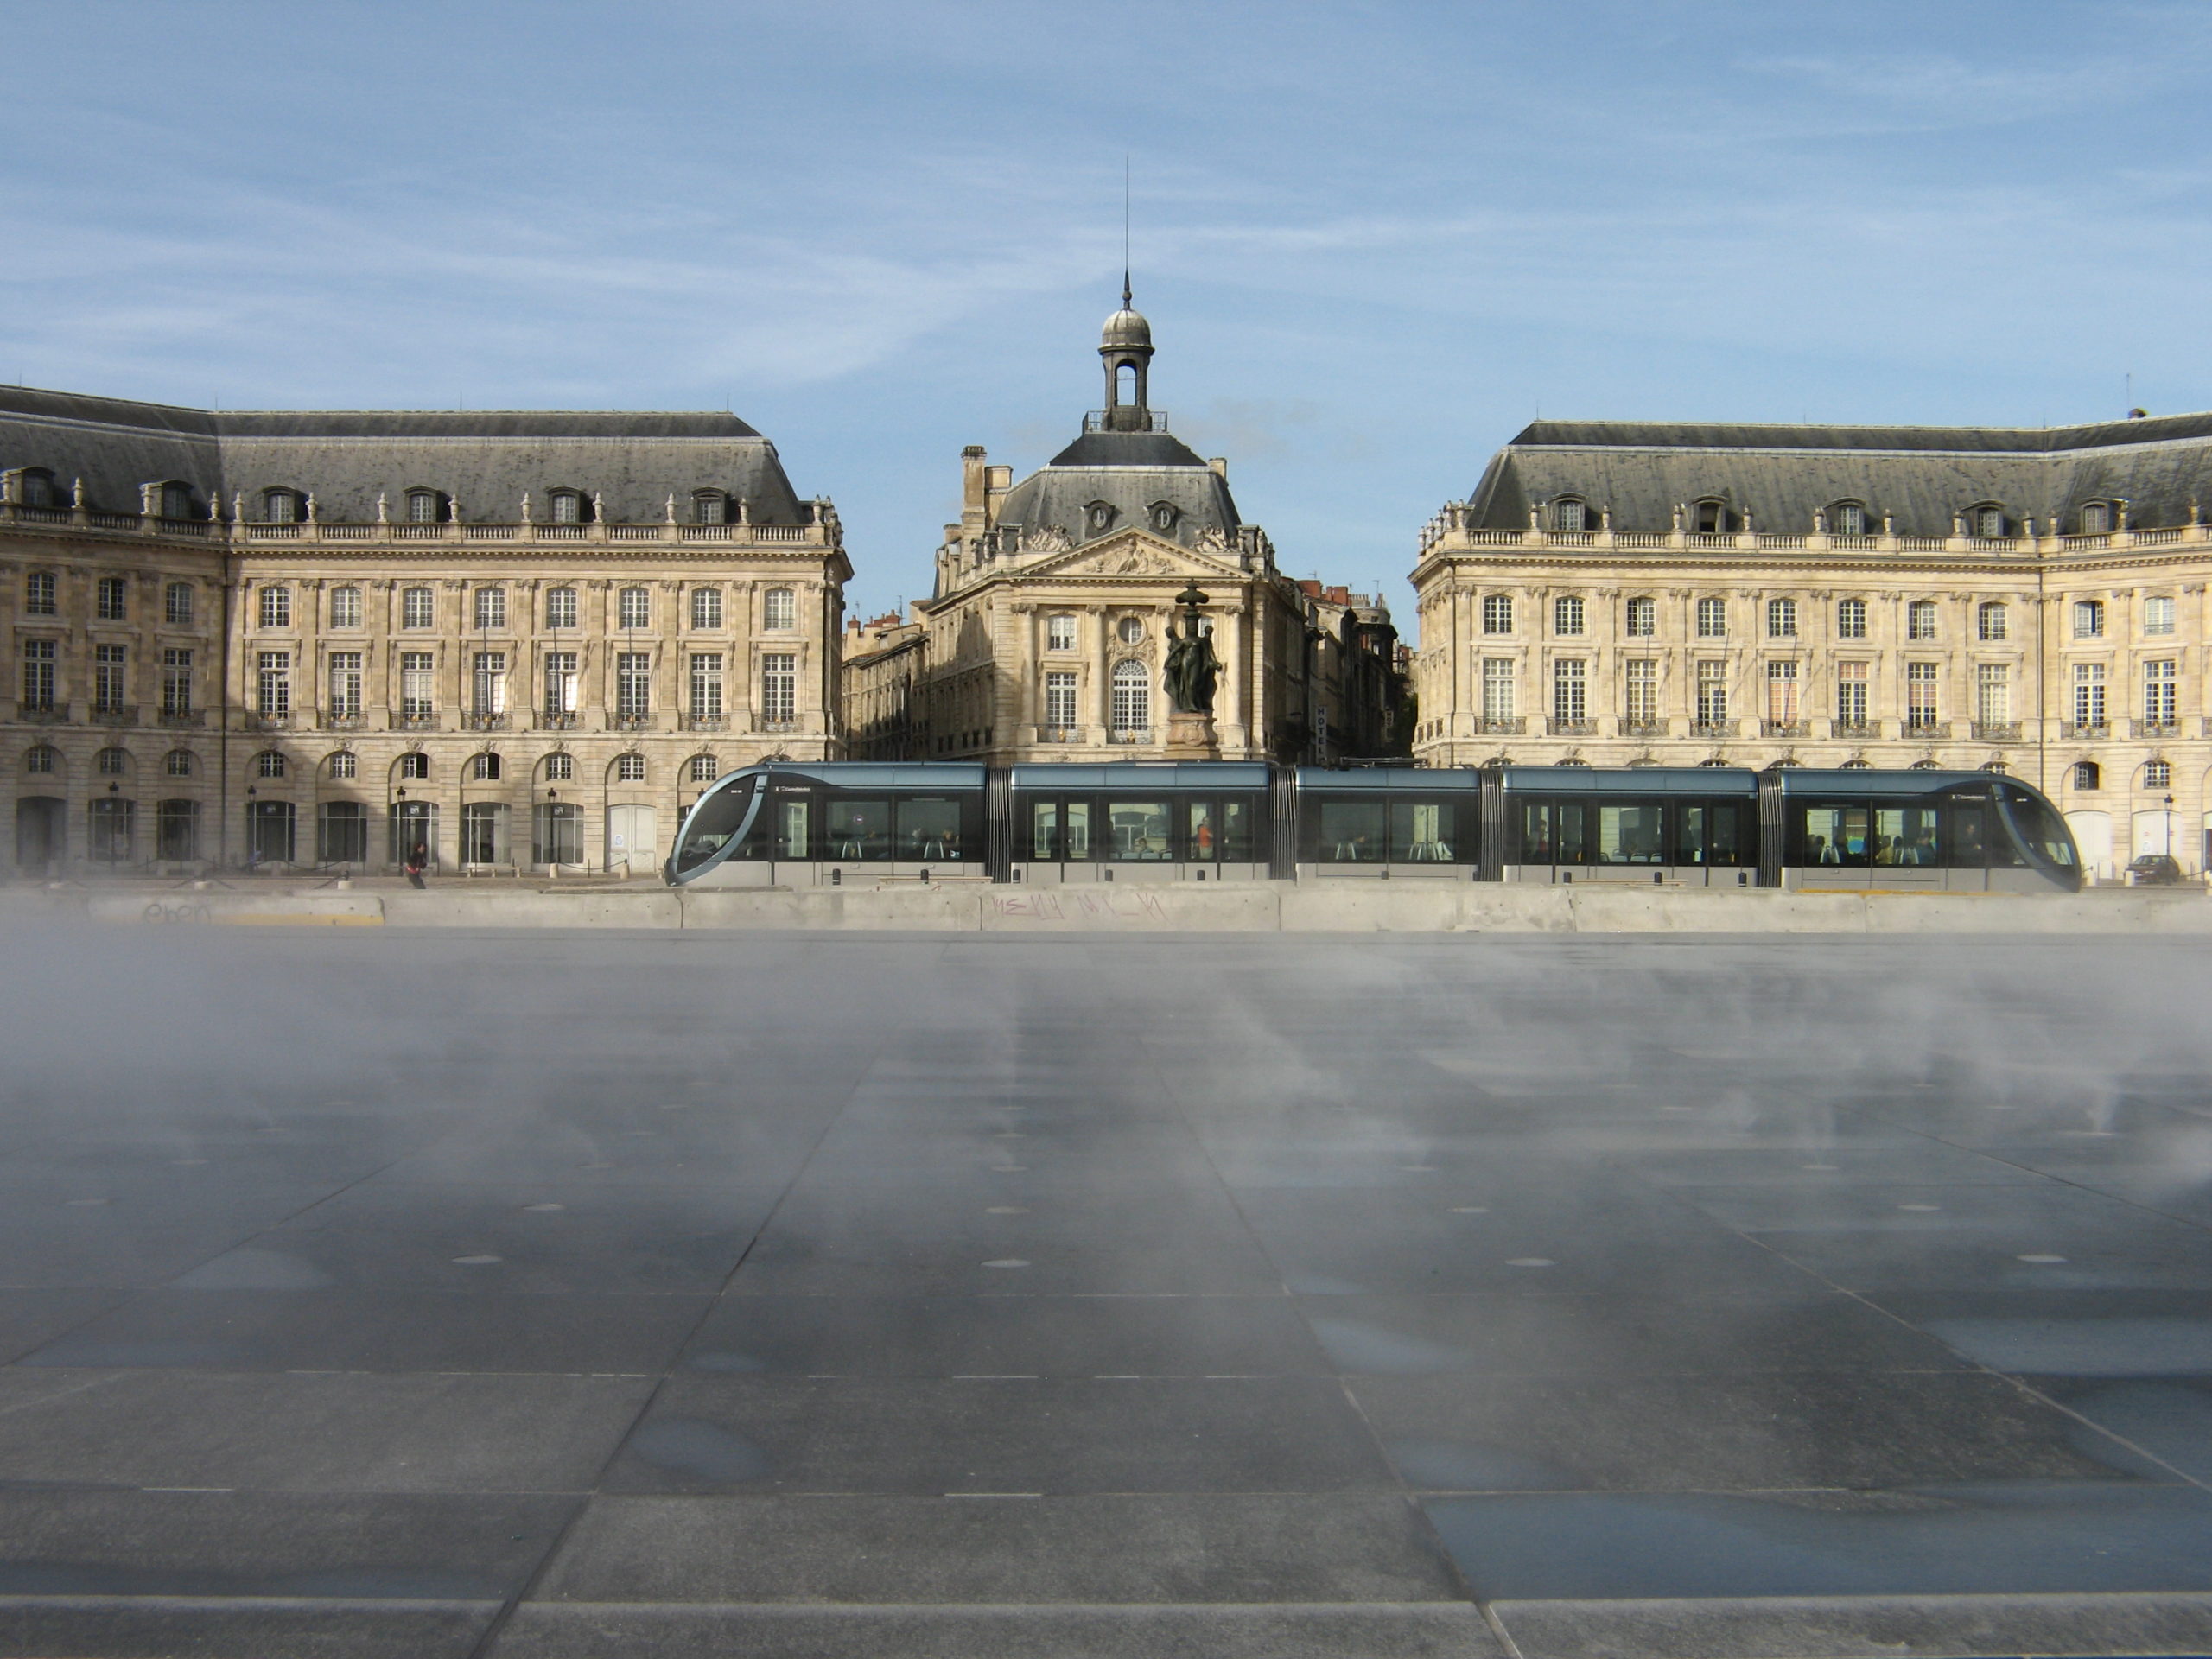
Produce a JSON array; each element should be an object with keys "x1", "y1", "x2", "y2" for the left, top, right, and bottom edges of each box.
[{"x1": 1008, "y1": 762, "x2": 1272, "y2": 789}]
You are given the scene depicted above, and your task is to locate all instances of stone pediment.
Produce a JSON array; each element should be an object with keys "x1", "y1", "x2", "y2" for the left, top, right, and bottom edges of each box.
[{"x1": 1025, "y1": 530, "x2": 1243, "y2": 582}]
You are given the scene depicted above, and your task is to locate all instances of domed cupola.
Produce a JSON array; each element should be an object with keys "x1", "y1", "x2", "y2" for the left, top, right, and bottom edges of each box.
[{"x1": 1097, "y1": 275, "x2": 1156, "y2": 433}]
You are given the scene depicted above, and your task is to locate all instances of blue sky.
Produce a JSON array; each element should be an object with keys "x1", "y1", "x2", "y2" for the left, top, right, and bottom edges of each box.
[{"x1": 6, "y1": 1, "x2": 2211, "y2": 631}]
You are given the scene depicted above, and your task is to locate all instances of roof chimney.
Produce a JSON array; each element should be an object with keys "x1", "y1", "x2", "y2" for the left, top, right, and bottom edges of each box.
[
  {"x1": 960, "y1": 446, "x2": 988, "y2": 537},
  {"x1": 1208, "y1": 457, "x2": 1228, "y2": 480}
]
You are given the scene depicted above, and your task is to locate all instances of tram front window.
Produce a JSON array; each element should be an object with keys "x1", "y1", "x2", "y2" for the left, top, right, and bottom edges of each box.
[
  {"x1": 899, "y1": 797, "x2": 964, "y2": 860},
  {"x1": 1109, "y1": 800, "x2": 1171, "y2": 860},
  {"x1": 1596, "y1": 803, "x2": 1664, "y2": 864},
  {"x1": 673, "y1": 779, "x2": 760, "y2": 872},
  {"x1": 827, "y1": 798, "x2": 892, "y2": 860},
  {"x1": 1319, "y1": 800, "x2": 1385, "y2": 861},
  {"x1": 1997, "y1": 789, "x2": 2076, "y2": 870}
]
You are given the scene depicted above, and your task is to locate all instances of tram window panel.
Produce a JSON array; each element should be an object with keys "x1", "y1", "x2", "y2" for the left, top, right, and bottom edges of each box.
[
  {"x1": 1030, "y1": 800, "x2": 1062, "y2": 861},
  {"x1": 1596, "y1": 802, "x2": 1666, "y2": 864},
  {"x1": 772, "y1": 796, "x2": 810, "y2": 861},
  {"x1": 1109, "y1": 800, "x2": 1172, "y2": 860},
  {"x1": 897, "y1": 796, "x2": 966, "y2": 861},
  {"x1": 1065, "y1": 801, "x2": 1092, "y2": 860},
  {"x1": 1707, "y1": 802, "x2": 1749, "y2": 866},
  {"x1": 1390, "y1": 798, "x2": 1457, "y2": 861},
  {"x1": 1944, "y1": 801, "x2": 1989, "y2": 869},
  {"x1": 1188, "y1": 800, "x2": 1215, "y2": 861},
  {"x1": 1873, "y1": 805, "x2": 1941, "y2": 868},
  {"x1": 826, "y1": 798, "x2": 893, "y2": 860},
  {"x1": 1219, "y1": 798, "x2": 1255, "y2": 862},
  {"x1": 1521, "y1": 801, "x2": 1554, "y2": 864},
  {"x1": 1319, "y1": 799, "x2": 1387, "y2": 861},
  {"x1": 1799, "y1": 804, "x2": 1872, "y2": 868}
]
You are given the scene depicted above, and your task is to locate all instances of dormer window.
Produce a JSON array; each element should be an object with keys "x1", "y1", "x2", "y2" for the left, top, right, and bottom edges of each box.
[
  {"x1": 159, "y1": 482, "x2": 196, "y2": 519},
  {"x1": 1693, "y1": 499, "x2": 1729, "y2": 534},
  {"x1": 1552, "y1": 497, "x2": 1587, "y2": 533},
  {"x1": 693, "y1": 491, "x2": 728, "y2": 525},
  {"x1": 1149, "y1": 501, "x2": 1179, "y2": 533},
  {"x1": 2080, "y1": 502, "x2": 2110, "y2": 535},
  {"x1": 1830, "y1": 502, "x2": 1866, "y2": 536},
  {"x1": 406, "y1": 490, "x2": 442, "y2": 524},
  {"x1": 1085, "y1": 501, "x2": 1117, "y2": 536},
  {"x1": 550, "y1": 490, "x2": 584, "y2": 524},
  {"x1": 18, "y1": 468, "x2": 57, "y2": 509},
  {"x1": 264, "y1": 489, "x2": 302, "y2": 524},
  {"x1": 1971, "y1": 504, "x2": 2006, "y2": 538}
]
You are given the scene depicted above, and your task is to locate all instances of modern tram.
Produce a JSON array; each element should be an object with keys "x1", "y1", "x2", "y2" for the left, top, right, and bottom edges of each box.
[{"x1": 666, "y1": 761, "x2": 2082, "y2": 893}]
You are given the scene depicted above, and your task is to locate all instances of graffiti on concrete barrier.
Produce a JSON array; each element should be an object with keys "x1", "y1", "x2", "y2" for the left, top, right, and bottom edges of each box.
[
  {"x1": 141, "y1": 901, "x2": 212, "y2": 925},
  {"x1": 993, "y1": 889, "x2": 1167, "y2": 922}
]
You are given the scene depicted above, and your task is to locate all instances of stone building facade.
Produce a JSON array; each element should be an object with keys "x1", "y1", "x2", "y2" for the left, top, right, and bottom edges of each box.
[
  {"x1": 2, "y1": 389, "x2": 846, "y2": 876},
  {"x1": 890, "y1": 295, "x2": 1400, "y2": 765},
  {"x1": 1409, "y1": 416, "x2": 2212, "y2": 878}
]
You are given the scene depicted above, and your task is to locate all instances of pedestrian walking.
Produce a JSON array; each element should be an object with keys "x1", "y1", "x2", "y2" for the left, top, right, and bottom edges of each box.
[{"x1": 404, "y1": 842, "x2": 428, "y2": 889}]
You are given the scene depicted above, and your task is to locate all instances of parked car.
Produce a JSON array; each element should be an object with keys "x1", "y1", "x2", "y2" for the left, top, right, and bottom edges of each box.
[{"x1": 2126, "y1": 854, "x2": 2186, "y2": 886}]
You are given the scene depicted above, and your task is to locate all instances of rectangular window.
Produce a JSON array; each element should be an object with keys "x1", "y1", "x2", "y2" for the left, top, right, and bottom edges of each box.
[
  {"x1": 543, "y1": 651, "x2": 578, "y2": 716},
  {"x1": 1696, "y1": 597, "x2": 1727, "y2": 638},
  {"x1": 1482, "y1": 658, "x2": 1515, "y2": 722},
  {"x1": 1976, "y1": 662, "x2": 2011, "y2": 726},
  {"x1": 1978, "y1": 603, "x2": 2007, "y2": 641},
  {"x1": 1767, "y1": 598, "x2": 1797, "y2": 638},
  {"x1": 22, "y1": 639, "x2": 55, "y2": 709},
  {"x1": 162, "y1": 582, "x2": 188, "y2": 625},
  {"x1": 328, "y1": 652, "x2": 363, "y2": 719},
  {"x1": 258, "y1": 586, "x2": 290, "y2": 628},
  {"x1": 1481, "y1": 594, "x2": 1513, "y2": 635},
  {"x1": 1624, "y1": 596, "x2": 1656, "y2": 637},
  {"x1": 1046, "y1": 614, "x2": 1077, "y2": 652},
  {"x1": 690, "y1": 652, "x2": 724, "y2": 718},
  {"x1": 545, "y1": 588, "x2": 578, "y2": 629},
  {"x1": 760, "y1": 652, "x2": 797, "y2": 723},
  {"x1": 473, "y1": 652, "x2": 507, "y2": 715},
  {"x1": 1552, "y1": 658, "x2": 1586, "y2": 723},
  {"x1": 1765, "y1": 660, "x2": 1799, "y2": 725},
  {"x1": 1834, "y1": 504, "x2": 1866, "y2": 536},
  {"x1": 2074, "y1": 600, "x2": 2103, "y2": 638},
  {"x1": 402, "y1": 588, "x2": 435, "y2": 628},
  {"x1": 691, "y1": 588, "x2": 723, "y2": 630},
  {"x1": 1045, "y1": 670, "x2": 1077, "y2": 729},
  {"x1": 1624, "y1": 658, "x2": 1657, "y2": 725},
  {"x1": 1906, "y1": 661, "x2": 1939, "y2": 730},
  {"x1": 618, "y1": 588, "x2": 650, "y2": 629},
  {"x1": 763, "y1": 589, "x2": 797, "y2": 631},
  {"x1": 1695, "y1": 661, "x2": 1727, "y2": 724},
  {"x1": 2145, "y1": 659, "x2": 2177, "y2": 725},
  {"x1": 97, "y1": 576, "x2": 128, "y2": 620},
  {"x1": 1553, "y1": 596, "x2": 1585, "y2": 636},
  {"x1": 25, "y1": 572, "x2": 56, "y2": 616},
  {"x1": 1837, "y1": 662, "x2": 1868, "y2": 727},
  {"x1": 162, "y1": 648, "x2": 192, "y2": 717},
  {"x1": 399, "y1": 651, "x2": 435, "y2": 719},
  {"x1": 616, "y1": 651, "x2": 652, "y2": 718},
  {"x1": 1836, "y1": 598, "x2": 1866, "y2": 639},
  {"x1": 318, "y1": 802, "x2": 370, "y2": 865},
  {"x1": 2145, "y1": 595, "x2": 2177, "y2": 636},
  {"x1": 1908, "y1": 601, "x2": 1937, "y2": 640},
  {"x1": 257, "y1": 650, "x2": 290, "y2": 716},
  {"x1": 328, "y1": 586, "x2": 361, "y2": 629},
  {"x1": 94, "y1": 643, "x2": 126, "y2": 712},
  {"x1": 2073, "y1": 661, "x2": 2106, "y2": 727},
  {"x1": 474, "y1": 588, "x2": 505, "y2": 630}
]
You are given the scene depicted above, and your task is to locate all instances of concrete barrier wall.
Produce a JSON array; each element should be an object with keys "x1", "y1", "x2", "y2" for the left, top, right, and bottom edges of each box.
[{"x1": 36, "y1": 880, "x2": 2212, "y2": 934}]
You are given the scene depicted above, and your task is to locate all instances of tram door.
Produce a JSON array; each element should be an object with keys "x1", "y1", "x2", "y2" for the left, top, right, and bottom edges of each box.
[
  {"x1": 1020, "y1": 798, "x2": 1093, "y2": 884},
  {"x1": 607, "y1": 804, "x2": 658, "y2": 874}
]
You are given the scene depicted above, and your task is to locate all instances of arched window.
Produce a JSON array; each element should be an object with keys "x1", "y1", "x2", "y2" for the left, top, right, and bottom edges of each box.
[
  {"x1": 405, "y1": 489, "x2": 442, "y2": 524},
  {"x1": 1830, "y1": 501, "x2": 1867, "y2": 537},
  {"x1": 1692, "y1": 499, "x2": 1730, "y2": 534},
  {"x1": 549, "y1": 490, "x2": 584, "y2": 525},
  {"x1": 692, "y1": 490, "x2": 728, "y2": 525},
  {"x1": 1552, "y1": 497, "x2": 1587, "y2": 533},
  {"x1": 1085, "y1": 501, "x2": 1117, "y2": 536},
  {"x1": 1977, "y1": 601, "x2": 2007, "y2": 641},
  {"x1": 615, "y1": 753, "x2": 647, "y2": 782},
  {"x1": 2145, "y1": 759, "x2": 2172, "y2": 790},
  {"x1": 92, "y1": 747, "x2": 128, "y2": 776},
  {"x1": 1979, "y1": 760, "x2": 2009, "y2": 775},
  {"x1": 543, "y1": 753, "x2": 574, "y2": 781},
  {"x1": 471, "y1": 753, "x2": 502, "y2": 781},
  {"x1": 253, "y1": 749, "x2": 285, "y2": 779},
  {"x1": 1624, "y1": 596, "x2": 1656, "y2": 637},
  {"x1": 617, "y1": 587, "x2": 650, "y2": 629},
  {"x1": 24, "y1": 744, "x2": 59, "y2": 774},
  {"x1": 2071, "y1": 761, "x2": 2101, "y2": 791},
  {"x1": 1109, "y1": 660, "x2": 1150, "y2": 734},
  {"x1": 763, "y1": 588, "x2": 797, "y2": 631},
  {"x1": 1971, "y1": 504, "x2": 2007, "y2": 539},
  {"x1": 1149, "y1": 501, "x2": 1179, "y2": 533},
  {"x1": 327, "y1": 751, "x2": 356, "y2": 779},
  {"x1": 1839, "y1": 758, "x2": 1871, "y2": 769},
  {"x1": 689, "y1": 753, "x2": 718, "y2": 783},
  {"x1": 398, "y1": 752, "x2": 429, "y2": 780},
  {"x1": 1696, "y1": 757, "x2": 1732, "y2": 768},
  {"x1": 401, "y1": 586, "x2": 435, "y2": 628},
  {"x1": 165, "y1": 749, "x2": 194, "y2": 777},
  {"x1": 2080, "y1": 501, "x2": 2110, "y2": 535},
  {"x1": 690, "y1": 588, "x2": 723, "y2": 629},
  {"x1": 263, "y1": 488, "x2": 302, "y2": 524}
]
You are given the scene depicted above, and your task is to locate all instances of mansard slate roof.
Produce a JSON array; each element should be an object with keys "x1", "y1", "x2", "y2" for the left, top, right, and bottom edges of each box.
[
  {"x1": 1467, "y1": 414, "x2": 2212, "y2": 535},
  {"x1": 995, "y1": 425, "x2": 1243, "y2": 548},
  {"x1": 0, "y1": 385, "x2": 811, "y2": 524}
]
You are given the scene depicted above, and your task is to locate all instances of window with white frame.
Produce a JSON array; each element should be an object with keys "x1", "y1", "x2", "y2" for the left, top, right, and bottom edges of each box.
[
  {"x1": 1907, "y1": 600, "x2": 1938, "y2": 640},
  {"x1": 2072, "y1": 760, "x2": 2101, "y2": 791},
  {"x1": 165, "y1": 582, "x2": 194, "y2": 625},
  {"x1": 1766, "y1": 660, "x2": 1799, "y2": 725},
  {"x1": 407, "y1": 490, "x2": 440, "y2": 524},
  {"x1": 2074, "y1": 599, "x2": 2104, "y2": 638},
  {"x1": 1694, "y1": 661, "x2": 1727, "y2": 725},
  {"x1": 1977, "y1": 601, "x2": 2007, "y2": 641},
  {"x1": 95, "y1": 746, "x2": 127, "y2": 776},
  {"x1": 1045, "y1": 670, "x2": 1077, "y2": 730},
  {"x1": 693, "y1": 492, "x2": 727, "y2": 525},
  {"x1": 550, "y1": 491, "x2": 583, "y2": 524},
  {"x1": 471, "y1": 753, "x2": 501, "y2": 781},
  {"x1": 401, "y1": 587, "x2": 434, "y2": 628},
  {"x1": 2145, "y1": 595, "x2": 2177, "y2": 636},
  {"x1": 258, "y1": 586, "x2": 290, "y2": 628},
  {"x1": 93, "y1": 644, "x2": 126, "y2": 713},
  {"x1": 2073, "y1": 661, "x2": 2106, "y2": 727},
  {"x1": 1552, "y1": 659, "x2": 1586, "y2": 723},
  {"x1": 1481, "y1": 658, "x2": 1515, "y2": 722},
  {"x1": 543, "y1": 652, "x2": 578, "y2": 717},
  {"x1": 21, "y1": 639, "x2": 55, "y2": 709},
  {"x1": 1624, "y1": 596, "x2": 1656, "y2": 637},
  {"x1": 2145, "y1": 759, "x2": 2172, "y2": 790},
  {"x1": 1906, "y1": 661, "x2": 1939, "y2": 730},
  {"x1": 543, "y1": 752, "x2": 573, "y2": 781},
  {"x1": 1481, "y1": 594, "x2": 1513, "y2": 635},
  {"x1": 397, "y1": 751, "x2": 429, "y2": 779},
  {"x1": 164, "y1": 748, "x2": 193, "y2": 777},
  {"x1": 1766, "y1": 598, "x2": 1797, "y2": 638},
  {"x1": 327, "y1": 652, "x2": 362, "y2": 719},
  {"x1": 689, "y1": 754, "x2": 718, "y2": 783},
  {"x1": 264, "y1": 489, "x2": 299, "y2": 524},
  {"x1": 328, "y1": 586, "x2": 361, "y2": 629},
  {"x1": 399, "y1": 652, "x2": 435, "y2": 719},
  {"x1": 763, "y1": 588, "x2": 797, "y2": 631},
  {"x1": 256, "y1": 651, "x2": 289, "y2": 716},
  {"x1": 25, "y1": 745, "x2": 57, "y2": 773},
  {"x1": 161, "y1": 648, "x2": 191, "y2": 717},
  {"x1": 327, "y1": 750, "x2": 357, "y2": 779},
  {"x1": 1046, "y1": 613, "x2": 1077, "y2": 652},
  {"x1": 97, "y1": 575, "x2": 127, "y2": 621},
  {"x1": 2081, "y1": 501, "x2": 2110, "y2": 534},
  {"x1": 1836, "y1": 598, "x2": 1866, "y2": 639},
  {"x1": 545, "y1": 587, "x2": 578, "y2": 629},
  {"x1": 472, "y1": 652, "x2": 506, "y2": 715},
  {"x1": 1109, "y1": 659, "x2": 1149, "y2": 733},
  {"x1": 1833, "y1": 502, "x2": 1867, "y2": 536},
  {"x1": 1553, "y1": 498, "x2": 1586, "y2": 532},
  {"x1": 2145, "y1": 659, "x2": 2177, "y2": 726},
  {"x1": 1624, "y1": 659, "x2": 1657, "y2": 726},
  {"x1": 615, "y1": 652, "x2": 652, "y2": 718},
  {"x1": 690, "y1": 588, "x2": 723, "y2": 630},
  {"x1": 1553, "y1": 596, "x2": 1585, "y2": 636},
  {"x1": 474, "y1": 588, "x2": 505, "y2": 630},
  {"x1": 1974, "y1": 505, "x2": 2005, "y2": 538},
  {"x1": 617, "y1": 587, "x2": 650, "y2": 629},
  {"x1": 760, "y1": 652, "x2": 797, "y2": 723},
  {"x1": 1695, "y1": 597, "x2": 1727, "y2": 638},
  {"x1": 616, "y1": 753, "x2": 646, "y2": 782},
  {"x1": 689, "y1": 653, "x2": 723, "y2": 718},
  {"x1": 25, "y1": 572, "x2": 56, "y2": 615},
  {"x1": 1837, "y1": 662, "x2": 1868, "y2": 727},
  {"x1": 255, "y1": 749, "x2": 285, "y2": 779},
  {"x1": 1976, "y1": 662, "x2": 2011, "y2": 726}
]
